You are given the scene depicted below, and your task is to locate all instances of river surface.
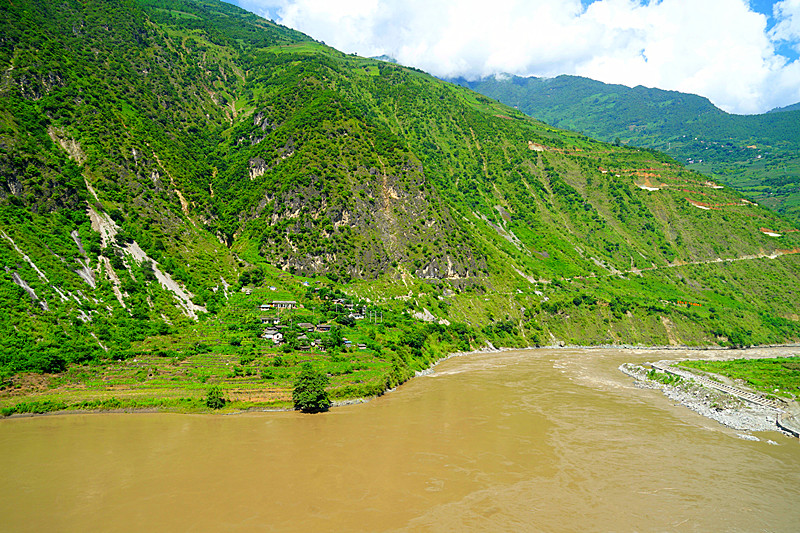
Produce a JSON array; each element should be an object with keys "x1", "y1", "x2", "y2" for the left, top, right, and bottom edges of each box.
[{"x1": 2, "y1": 347, "x2": 799, "y2": 532}]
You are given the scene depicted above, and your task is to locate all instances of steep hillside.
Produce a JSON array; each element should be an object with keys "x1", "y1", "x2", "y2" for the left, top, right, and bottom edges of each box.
[
  {"x1": 1, "y1": 0, "x2": 800, "y2": 412},
  {"x1": 454, "y1": 74, "x2": 800, "y2": 224}
]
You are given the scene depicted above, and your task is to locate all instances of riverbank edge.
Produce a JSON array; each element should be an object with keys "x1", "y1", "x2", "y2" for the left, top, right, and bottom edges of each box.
[
  {"x1": 618, "y1": 361, "x2": 796, "y2": 438},
  {"x1": 3, "y1": 342, "x2": 799, "y2": 419}
]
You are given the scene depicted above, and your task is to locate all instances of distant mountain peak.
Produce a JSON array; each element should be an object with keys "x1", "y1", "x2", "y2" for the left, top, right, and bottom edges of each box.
[
  {"x1": 370, "y1": 54, "x2": 397, "y2": 63},
  {"x1": 767, "y1": 101, "x2": 800, "y2": 113}
]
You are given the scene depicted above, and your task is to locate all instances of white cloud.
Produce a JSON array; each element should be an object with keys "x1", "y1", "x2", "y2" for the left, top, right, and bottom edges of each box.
[
  {"x1": 238, "y1": 0, "x2": 800, "y2": 114},
  {"x1": 771, "y1": 0, "x2": 800, "y2": 49}
]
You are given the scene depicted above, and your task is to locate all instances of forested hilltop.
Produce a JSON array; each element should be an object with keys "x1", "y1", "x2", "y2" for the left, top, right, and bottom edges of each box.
[
  {"x1": 1, "y1": 0, "x2": 800, "y2": 413},
  {"x1": 453, "y1": 74, "x2": 800, "y2": 224}
]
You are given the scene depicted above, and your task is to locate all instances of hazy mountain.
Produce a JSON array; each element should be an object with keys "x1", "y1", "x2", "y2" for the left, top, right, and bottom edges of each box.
[{"x1": 370, "y1": 54, "x2": 398, "y2": 63}]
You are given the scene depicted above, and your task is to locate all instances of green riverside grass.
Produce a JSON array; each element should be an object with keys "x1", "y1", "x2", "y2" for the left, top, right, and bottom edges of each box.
[{"x1": 677, "y1": 357, "x2": 800, "y2": 399}]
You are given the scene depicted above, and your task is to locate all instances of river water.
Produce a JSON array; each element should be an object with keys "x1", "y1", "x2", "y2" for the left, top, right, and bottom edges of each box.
[{"x1": 2, "y1": 348, "x2": 799, "y2": 532}]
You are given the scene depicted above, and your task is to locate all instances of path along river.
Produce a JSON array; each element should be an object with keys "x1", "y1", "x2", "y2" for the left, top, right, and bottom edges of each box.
[{"x1": 2, "y1": 347, "x2": 799, "y2": 532}]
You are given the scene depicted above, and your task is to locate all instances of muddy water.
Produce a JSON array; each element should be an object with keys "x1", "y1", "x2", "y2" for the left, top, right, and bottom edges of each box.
[{"x1": 2, "y1": 348, "x2": 799, "y2": 532}]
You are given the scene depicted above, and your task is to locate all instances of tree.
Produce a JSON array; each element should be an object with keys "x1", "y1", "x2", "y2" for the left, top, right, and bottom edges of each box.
[
  {"x1": 292, "y1": 363, "x2": 331, "y2": 413},
  {"x1": 336, "y1": 314, "x2": 355, "y2": 327},
  {"x1": 205, "y1": 385, "x2": 226, "y2": 409},
  {"x1": 322, "y1": 326, "x2": 344, "y2": 350}
]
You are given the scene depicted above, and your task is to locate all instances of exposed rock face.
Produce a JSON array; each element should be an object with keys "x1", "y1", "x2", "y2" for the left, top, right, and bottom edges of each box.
[
  {"x1": 256, "y1": 173, "x2": 483, "y2": 280},
  {"x1": 47, "y1": 127, "x2": 86, "y2": 164},
  {"x1": 249, "y1": 158, "x2": 268, "y2": 180},
  {"x1": 123, "y1": 240, "x2": 207, "y2": 319},
  {"x1": 75, "y1": 259, "x2": 96, "y2": 288},
  {"x1": 8, "y1": 269, "x2": 41, "y2": 304},
  {"x1": 70, "y1": 230, "x2": 86, "y2": 255}
]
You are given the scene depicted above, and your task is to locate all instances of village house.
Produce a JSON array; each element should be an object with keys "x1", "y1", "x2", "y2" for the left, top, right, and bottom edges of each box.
[
  {"x1": 259, "y1": 300, "x2": 298, "y2": 311},
  {"x1": 260, "y1": 316, "x2": 280, "y2": 325},
  {"x1": 332, "y1": 298, "x2": 354, "y2": 310},
  {"x1": 316, "y1": 324, "x2": 332, "y2": 332},
  {"x1": 297, "y1": 334, "x2": 311, "y2": 350},
  {"x1": 262, "y1": 328, "x2": 283, "y2": 344},
  {"x1": 297, "y1": 322, "x2": 315, "y2": 332}
]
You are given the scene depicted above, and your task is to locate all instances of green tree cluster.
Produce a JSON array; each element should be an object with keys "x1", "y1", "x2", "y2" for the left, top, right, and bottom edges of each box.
[{"x1": 292, "y1": 363, "x2": 331, "y2": 413}]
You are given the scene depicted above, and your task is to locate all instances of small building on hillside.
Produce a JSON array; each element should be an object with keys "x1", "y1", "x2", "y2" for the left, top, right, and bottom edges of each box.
[
  {"x1": 259, "y1": 300, "x2": 297, "y2": 311},
  {"x1": 297, "y1": 334, "x2": 311, "y2": 350},
  {"x1": 297, "y1": 322, "x2": 315, "y2": 332},
  {"x1": 262, "y1": 328, "x2": 284, "y2": 344},
  {"x1": 316, "y1": 324, "x2": 332, "y2": 332}
]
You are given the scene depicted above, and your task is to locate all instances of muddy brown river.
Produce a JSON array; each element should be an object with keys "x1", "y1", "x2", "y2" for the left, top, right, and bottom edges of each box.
[{"x1": 2, "y1": 348, "x2": 799, "y2": 532}]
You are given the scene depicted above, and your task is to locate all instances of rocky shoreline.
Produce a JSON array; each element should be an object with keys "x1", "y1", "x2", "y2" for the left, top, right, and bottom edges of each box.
[{"x1": 619, "y1": 362, "x2": 787, "y2": 436}]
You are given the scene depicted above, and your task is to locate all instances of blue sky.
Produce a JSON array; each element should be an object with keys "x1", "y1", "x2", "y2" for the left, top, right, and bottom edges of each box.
[
  {"x1": 752, "y1": 0, "x2": 800, "y2": 60},
  {"x1": 226, "y1": 0, "x2": 800, "y2": 114}
]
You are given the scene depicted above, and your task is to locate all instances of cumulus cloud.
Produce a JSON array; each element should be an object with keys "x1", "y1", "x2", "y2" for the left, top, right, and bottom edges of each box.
[
  {"x1": 237, "y1": 0, "x2": 800, "y2": 114},
  {"x1": 771, "y1": 0, "x2": 800, "y2": 45}
]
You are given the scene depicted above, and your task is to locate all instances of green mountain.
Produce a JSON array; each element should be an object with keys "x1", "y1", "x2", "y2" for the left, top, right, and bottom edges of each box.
[
  {"x1": 2, "y1": 0, "x2": 800, "y2": 412},
  {"x1": 453, "y1": 74, "x2": 800, "y2": 224},
  {"x1": 769, "y1": 102, "x2": 800, "y2": 114}
]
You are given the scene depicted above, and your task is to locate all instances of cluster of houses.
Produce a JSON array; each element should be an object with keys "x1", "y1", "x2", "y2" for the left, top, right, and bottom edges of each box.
[
  {"x1": 257, "y1": 299, "x2": 364, "y2": 318},
  {"x1": 261, "y1": 322, "x2": 332, "y2": 343},
  {"x1": 258, "y1": 300, "x2": 367, "y2": 351}
]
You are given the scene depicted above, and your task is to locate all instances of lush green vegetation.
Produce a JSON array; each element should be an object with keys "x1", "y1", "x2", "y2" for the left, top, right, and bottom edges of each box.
[
  {"x1": 456, "y1": 74, "x2": 800, "y2": 224},
  {"x1": 678, "y1": 357, "x2": 800, "y2": 399},
  {"x1": 205, "y1": 385, "x2": 226, "y2": 409},
  {"x1": 293, "y1": 362, "x2": 331, "y2": 413},
  {"x1": 0, "y1": 0, "x2": 799, "y2": 415},
  {"x1": 646, "y1": 369, "x2": 683, "y2": 386}
]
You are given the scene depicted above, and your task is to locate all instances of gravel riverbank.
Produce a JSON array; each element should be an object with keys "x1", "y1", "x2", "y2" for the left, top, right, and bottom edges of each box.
[{"x1": 619, "y1": 362, "x2": 784, "y2": 434}]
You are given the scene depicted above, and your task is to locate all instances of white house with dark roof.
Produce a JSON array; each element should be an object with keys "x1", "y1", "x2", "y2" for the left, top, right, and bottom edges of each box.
[{"x1": 262, "y1": 328, "x2": 283, "y2": 344}]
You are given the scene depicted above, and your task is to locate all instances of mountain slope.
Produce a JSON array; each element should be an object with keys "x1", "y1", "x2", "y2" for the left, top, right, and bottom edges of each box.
[
  {"x1": 454, "y1": 74, "x2": 800, "y2": 224},
  {"x1": 1, "y1": 0, "x2": 800, "y2": 410},
  {"x1": 769, "y1": 102, "x2": 800, "y2": 113}
]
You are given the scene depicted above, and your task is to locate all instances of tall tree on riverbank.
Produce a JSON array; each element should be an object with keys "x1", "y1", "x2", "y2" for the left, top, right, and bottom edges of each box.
[
  {"x1": 293, "y1": 363, "x2": 332, "y2": 413},
  {"x1": 206, "y1": 385, "x2": 226, "y2": 410}
]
